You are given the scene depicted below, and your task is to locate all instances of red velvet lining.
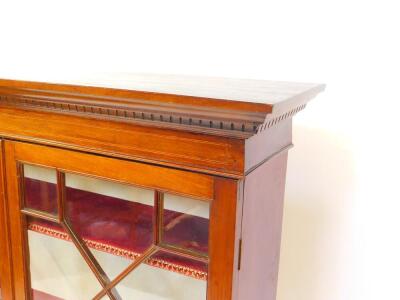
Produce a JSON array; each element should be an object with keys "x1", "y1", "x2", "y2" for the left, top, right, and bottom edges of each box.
[
  {"x1": 32, "y1": 290, "x2": 63, "y2": 300},
  {"x1": 25, "y1": 178, "x2": 209, "y2": 279}
]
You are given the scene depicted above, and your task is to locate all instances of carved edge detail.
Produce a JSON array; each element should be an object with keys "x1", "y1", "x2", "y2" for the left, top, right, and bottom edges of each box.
[
  {"x1": 0, "y1": 94, "x2": 306, "y2": 138},
  {"x1": 0, "y1": 94, "x2": 260, "y2": 137},
  {"x1": 256, "y1": 104, "x2": 307, "y2": 133}
]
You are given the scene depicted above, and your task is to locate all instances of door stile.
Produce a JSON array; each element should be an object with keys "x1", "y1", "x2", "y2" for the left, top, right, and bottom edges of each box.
[
  {"x1": 0, "y1": 140, "x2": 14, "y2": 300},
  {"x1": 4, "y1": 141, "x2": 30, "y2": 299},
  {"x1": 208, "y1": 177, "x2": 238, "y2": 300}
]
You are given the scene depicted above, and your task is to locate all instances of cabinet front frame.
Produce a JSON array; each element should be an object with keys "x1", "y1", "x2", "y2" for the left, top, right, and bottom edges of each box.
[
  {"x1": 0, "y1": 140, "x2": 14, "y2": 300},
  {"x1": 3, "y1": 140, "x2": 238, "y2": 300}
]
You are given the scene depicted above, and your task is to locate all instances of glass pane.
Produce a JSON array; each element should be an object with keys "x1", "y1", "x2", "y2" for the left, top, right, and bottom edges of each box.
[
  {"x1": 27, "y1": 217, "x2": 102, "y2": 300},
  {"x1": 163, "y1": 194, "x2": 210, "y2": 254},
  {"x1": 116, "y1": 251, "x2": 208, "y2": 299},
  {"x1": 23, "y1": 165, "x2": 58, "y2": 215},
  {"x1": 65, "y1": 173, "x2": 155, "y2": 279}
]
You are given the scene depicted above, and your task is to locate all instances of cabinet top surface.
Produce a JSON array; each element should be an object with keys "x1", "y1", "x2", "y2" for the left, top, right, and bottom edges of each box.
[
  {"x1": 0, "y1": 73, "x2": 324, "y2": 139},
  {"x1": 0, "y1": 73, "x2": 324, "y2": 112}
]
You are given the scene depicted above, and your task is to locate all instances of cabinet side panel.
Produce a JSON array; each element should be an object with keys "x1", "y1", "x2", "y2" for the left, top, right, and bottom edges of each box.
[
  {"x1": 238, "y1": 151, "x2": 288, "y2": 300},
  {"x1": 245, "y1": 118, "x2": 292, "y2": 172},
  {"x1": 0, "y1": 140, "x2": 14, "y2": 299}
]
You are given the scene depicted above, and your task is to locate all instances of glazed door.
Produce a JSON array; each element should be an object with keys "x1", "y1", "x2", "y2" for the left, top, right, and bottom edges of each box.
[{"x1": 3, "y1": 141, "x2": 238, "y2": 300}]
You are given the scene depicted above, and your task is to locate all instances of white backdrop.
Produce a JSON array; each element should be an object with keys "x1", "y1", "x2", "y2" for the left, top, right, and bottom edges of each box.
[{"x1": 1, "y1": 1, "x2": 399, "y2": 299}]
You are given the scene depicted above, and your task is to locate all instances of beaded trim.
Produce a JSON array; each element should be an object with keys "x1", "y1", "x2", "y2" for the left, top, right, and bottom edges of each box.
[{"x1": 28, "y1": 223, "x2": 207, "y2": 280}]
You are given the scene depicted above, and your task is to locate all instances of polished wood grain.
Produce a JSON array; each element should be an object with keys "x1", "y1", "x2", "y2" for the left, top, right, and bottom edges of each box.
[
  {"x1": 0, "y1": 78, "x2": 271, "y2": 114},
  {"x1": 4, "y1": 141, "x2": 28, "y2": 299},
  {"x1": 208, "y1": 178, "x2": 239, "y2": 300},
  {"x1": 0, "y1": 140, "x2": 14, "y2": 300},
  {"x1": 5, "y1": 140, "x2": 217, "y2": 299},
  {"x1": 245, "y1": 118, "x2": 292, "y2": 172},
  {"x1": 0, "y1": 77, "x2": 324, "y2": 177},
  {"x1": 237, "y1": 151, "x2": 288, "y2": 300},
  {"x1": 0, "y1": 107, "x2": 244, "y2": 178},
  {"x1": 12, "y1": 141, "x2": 214, "y2": 201},
  {"x1": 0, "y1": 75, "x2": 324, "y2": 300},
  {"x1": 0, "y1": 76, "x2": 324, "y2": 138},
  {"x1": 0, "y1": 74, "x2": 325, "y2": 111}
]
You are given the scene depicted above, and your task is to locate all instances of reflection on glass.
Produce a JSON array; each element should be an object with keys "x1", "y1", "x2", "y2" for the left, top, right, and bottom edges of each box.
[
  {"x1": 23, "y1": 170, "x2": 211, "y2": 298},
  {"x1": 27, "y1": 217, "x2": 102, "y2": 299},
  {"x1": 116, "y1": 251, "x2": 208, "y2": 300},
  {"x1": 163, "y1": 194, "x2": 210, "y2": 254},
  {"x1": 64, "y1": 173, "x2": 155, "y2": 279},
  {"x1": 23, "y1": 165, "x2": 58, "y2": 215}
]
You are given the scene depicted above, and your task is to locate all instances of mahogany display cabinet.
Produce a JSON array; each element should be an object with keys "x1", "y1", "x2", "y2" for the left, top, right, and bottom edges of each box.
[{"x1": 0, "y1": 75, "x2": 324, "y2": 300}]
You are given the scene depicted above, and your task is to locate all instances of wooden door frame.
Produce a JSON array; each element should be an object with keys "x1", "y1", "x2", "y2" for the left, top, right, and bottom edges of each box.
[
  {"x1": 208, "y1": 178, "x2": 240, "y2": 300},
  {"x1": 3, "y1": 140, "x2": 240, "y2": 300},
  {"x1": 0, "y1": 140, "x2": 14, "y2": 299}
]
